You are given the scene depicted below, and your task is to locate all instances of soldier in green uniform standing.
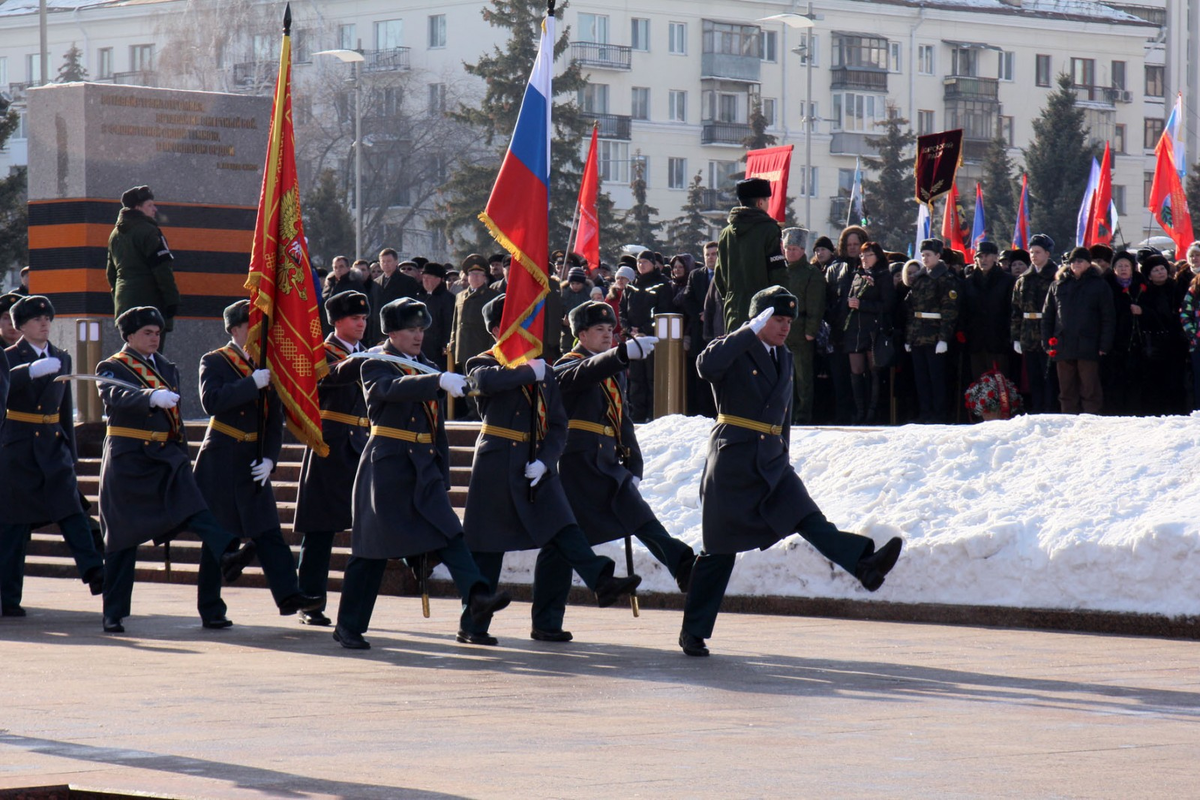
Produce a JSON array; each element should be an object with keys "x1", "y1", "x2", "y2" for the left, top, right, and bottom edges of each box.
[
  {"x1": 106, "y1": 186, "x2": 180, "y2": 351},
  {"x1": 715, "y1": 178, "x2": 787, "y2": 332},
  {"x1": 781, "y1": 228, "x2": 825, "y2": 424},
  {"x1": 903, "y1": 239, "x2": 959, "y2": 422}
]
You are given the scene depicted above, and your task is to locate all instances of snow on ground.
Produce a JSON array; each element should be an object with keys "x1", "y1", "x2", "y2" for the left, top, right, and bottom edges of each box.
[{"x1": 489, "y1": 413, "x2": 1200, "y2": 618}]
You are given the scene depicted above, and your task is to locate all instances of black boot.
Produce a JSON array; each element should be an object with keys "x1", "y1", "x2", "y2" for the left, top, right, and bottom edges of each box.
[
  {"x1": 850, "y1": 372, "x2": 868, "y2": 424},
  {"x1": 854, "y1": 537, "x2": 903, "y2": 591},
  {"x1": 866, "y1": 371, "x2": 881, "y2": 424}
]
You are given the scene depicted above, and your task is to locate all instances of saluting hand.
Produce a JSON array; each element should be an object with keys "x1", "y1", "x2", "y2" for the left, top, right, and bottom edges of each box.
[{"x1": 748, "y1": 307, "x2": 776, "y2": 334}]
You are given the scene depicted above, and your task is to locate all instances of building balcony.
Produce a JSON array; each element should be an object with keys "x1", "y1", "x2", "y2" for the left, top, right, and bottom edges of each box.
[
  {"x1": 701, "y1": 121, "x2": 751, "y2": 145},
  {"x1": 570, "y1": 42, "x2": 632, "y2": 71},
  {"x1": 6, "y1": 81, "x2": 33, "y2": 102},
  {"x1": 961, "y1": 138, "x2": 991, "y2": 164},
  {"x1": 700, "y1": 188, "x2": 737, "y2": 211},
  {"x1": 363, "y1": 47, "x2": 411, "y2": 73},
  {"x1": 829, "y1": 131, "x2": 879, "y2": 157},
  {"x1": 1072, "y1": 84, "x2": 1121, "y2": 107},
  {"x1": 830, "y1": 66, "x2": 888, "y2": 92},
  {"x1": 580, "y1": 112, "x2": 631, "y2": 140},
  {"x1": 113, "y1": 70, "x2": 158, "y2": 87},
  {"x1": 943, "y1": 75, "x2": 999, "y2": 102},
  {"x1": 700, "y1": 52, "x2": 761, "y2": 83},
  {"x1": 362, "y1": 115, "x2": 407, "y2": 140},
  {"x1": 232, "y1": 61, "x2": 274, "y2": 88}
]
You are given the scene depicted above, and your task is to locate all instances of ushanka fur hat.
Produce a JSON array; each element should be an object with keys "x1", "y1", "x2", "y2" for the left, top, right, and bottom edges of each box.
[
  {"x1": 222, "y1": 299, "x2": 250, "y2": 332},
  {"x1": 9, "y1": 295, "x2": 54, "y2": 328},
  {"x1": 115, "y1": 306, "x2": 165, "y2": 339},
  {"x1": 748, "y1": 285, "x2": 799, "y2": 320},
  {"x1": 325, "y1": 290, "x2": 370, "y2": 323},
  {"x1": 380, "y1": 298, "x2": 432, "y2": 333},
  {"x1": 568, "y1": 300, "x2": 617, "y2": 334}
]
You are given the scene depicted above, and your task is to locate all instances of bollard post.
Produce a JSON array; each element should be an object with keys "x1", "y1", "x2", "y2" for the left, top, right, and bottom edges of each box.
[
  {"x1": 652, "y1": 313, "x2": 686, "y2": 419},
  {"x1": 75, "y1": 317, "x2": 103, "y2": 423}
]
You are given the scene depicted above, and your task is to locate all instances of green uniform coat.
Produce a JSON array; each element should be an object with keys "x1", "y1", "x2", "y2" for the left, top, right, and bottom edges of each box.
[
  {"x1": 448, "y1": 286, "x2": 500, "y2": 368},
  {"x1": 106, "y1": 208, "x2": 180, "y2": 330},
  {"x1": 715, "y1": 206, "x2": 786, "y2": 332}
]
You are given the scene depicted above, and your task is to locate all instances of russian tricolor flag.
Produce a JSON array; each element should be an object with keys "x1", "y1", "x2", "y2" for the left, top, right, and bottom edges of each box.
[{"x1": 479, "y1": 11, "x2": 555, "y2": 366}]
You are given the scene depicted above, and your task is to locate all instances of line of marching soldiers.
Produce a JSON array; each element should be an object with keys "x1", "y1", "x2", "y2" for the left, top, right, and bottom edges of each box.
[{"x1": 0, "y1": 284, "x2": 903, "y2": 657}]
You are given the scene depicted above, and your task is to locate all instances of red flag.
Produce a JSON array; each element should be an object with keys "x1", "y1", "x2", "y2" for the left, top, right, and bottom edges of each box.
[
  {"x1": 1087, "y1": 142, "x2": 1113, "y2": 246},
  {"x1": 745, "y1": 145, "x2": 794, "y2": 223},
  {"x1": 574, "y1": 123, "x2": 601, "y2": 270},
  {"x1": 941, "y1": 181, "x2": 967, "y2": 261},
  {"x1": 1012, "y1": 173, "x2": 1030, "y2": 249},
  {"x1": 244, "y1": 6, "x2": 328, "y2": 456},
  {"x1": 1149, "y1": 97, "x2": 1194, "y2": 255}
]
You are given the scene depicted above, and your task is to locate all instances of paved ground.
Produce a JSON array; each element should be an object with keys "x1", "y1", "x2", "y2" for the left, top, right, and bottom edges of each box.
[{"x1": 1, "y1": 577, "x2": 1198, "y2": 800}]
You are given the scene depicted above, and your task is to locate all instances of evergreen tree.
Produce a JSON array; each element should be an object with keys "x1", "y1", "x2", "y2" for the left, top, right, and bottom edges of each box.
[
  {"x1": 1025, "y1": 74, "x2": 1095, "y2": 253},
  {"x1": 303, "y1": 169, "x2": 356, "y2": 266},
  {"x1": 617, "y1": 154, "x2": 662, "y2": 251},
  {"x1": 665, "y1": 172, "x2": 710, "y2": 254},
  {"x1": 434, "y1": 0, "x2": 587, "y2": 259},
  {"x1": 0, "y1": 110, "x2": 28, "y2": 280},
  {"x1": 56, "y1": 43, "x2": 89, "y2": 82},
  {"x1": 861, "y1": 111, "x2": 916, "y2": 251},
  {"x1": 981, "y1": 130, "x2": 1018, "y2": 247},
  {"x1": 740, "y1": 99, "x2": 777, "y2": 158}
]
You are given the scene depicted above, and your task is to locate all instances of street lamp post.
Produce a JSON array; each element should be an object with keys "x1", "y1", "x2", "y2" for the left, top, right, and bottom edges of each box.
[
  {"x1": 760, "y1": 9, "x2": 817, "y2": 230},
  {"x1": 315, "y1": 47, "x2": 365, "y2": 259}
]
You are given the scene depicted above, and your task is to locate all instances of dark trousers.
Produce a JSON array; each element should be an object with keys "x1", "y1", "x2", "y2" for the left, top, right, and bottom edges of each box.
[
  {"x1": 910, "y1": 345, "x2": 948, "y2": 421},
  {"x1": 828, "y1": 351, "x2": 854, "y2": 423},
  {"x1": 791, "y1": 339, "x2": 816, "y2": 424},
  {"x1": 1024, "y1": 350, "x2": 1055, "y2": 413},
  {"x1": 336, "y1": 534, "x2": 487, "y2": 636},
  {"x1": 196, "y1": 525, "x2": 301, "y2": 622},
  {"x1": 532, "y1": 519, "x2": 693, "y2": 632},
  {"x1": 0, "y1": 513, "x2": 103, "y2": 608},
  {"x1": 102, "y1": 509, "x2": 235, "y2": 622},
  {"x1": 297, "y1": 530, "x2": 336, "y2": 611},
  {"x1": 682, "y1": 511, "x2": 873, "y2": 640},
  {"x1": 1056, "y1": 359, "x2": 1103, "y2": 414},
  {"x1": 627, "y1": 354, "x2": 654, "y2": 422},
  {"x1": 464, "y1": 524, "x2": 614, "y2": 634}
]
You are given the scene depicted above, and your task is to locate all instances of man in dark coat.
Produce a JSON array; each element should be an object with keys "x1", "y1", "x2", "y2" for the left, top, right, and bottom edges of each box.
[
  {"x1": 715, "y1": 177, "x2": 787, "y2": 332},
  {"x1": 560, "y1": 267, "x2": 593, "y2": 354},
  {"x1": 293, "y1": 290, "x2": 371, "y2": 625},
  {"x1": 418, "y1": 263, "x2": 455, "y2": 369},
  {"x1": 449, "y1": 255, "x2": 501, "y2": 370},
  {"x1": 0, "y1": 296, "x2": 104, "y2": 616},
  {"x1": 963, "y1": 241, "x2": 1016, "y2": 382},
  {"x1": 684, "y1": 242, "x2": 719, "y2": 416},
  {"x1": 680, "y1": 286, "x2": 902, "y2": 657},
  {"x1": 332, "y1": 298, "x2": 512, "y2": 650},
  {"x1": 96, "y1": 307, "x2": 257, "y2": 633},
  {"x1": 1011, "y1": 235, "x2": 1059, "y2": 413},
  {"x1": 1042, "y1": 247, "x2": 1116, "y2": 414},
  {"x1": 620, "y1": 250, "x2": 671, "y2": 422},
  {"x1": 366, "y1": 248, "x2": 421, "y2": 345},
  {"x1": 459, "y1": 295, "x2": 641, "y2": 645},
  {"x1": 106, "y1": 185, "x2": 180, "y2": 350},
  {"x1": 192, "y1": 300, "x2": 320, "y2": 627}
]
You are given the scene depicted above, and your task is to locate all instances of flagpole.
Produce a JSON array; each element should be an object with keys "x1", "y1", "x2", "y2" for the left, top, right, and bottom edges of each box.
[{"x1": 563, "y1": 200, "x2": 581, "y2": 279}]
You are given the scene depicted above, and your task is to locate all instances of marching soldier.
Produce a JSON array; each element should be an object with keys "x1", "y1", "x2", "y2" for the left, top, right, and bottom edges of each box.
[
  {"x1": 332, "y1": 298, "x2": 512, "y2": 650},
  {"x1": 96, "y1": 306, "x2": 256, "y2": 633},
  {"x1": 192, "y1": 300, "x2": 322, "y2": 628},
  {"x1": 0, "y1": 295, "x2": 104, "y2": 616},
  {"x1": 293, "y1": 290, "x2": 372, "y2": 626},
  {"x1": 680, "y1": 287, "x2": 902, "y2": 657},
  {"x1": 545, "y1": 301, "x2": 696, "y2": 636},
  {"x1": 459, "y1": 295, "x2": 641, "y2": 645}
]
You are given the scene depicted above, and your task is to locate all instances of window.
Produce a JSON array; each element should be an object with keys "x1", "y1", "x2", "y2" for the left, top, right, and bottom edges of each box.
[
  {"x1": 1036, "y1": 54, "x2": 1051, "y2": 87},
  {"x1": 23, "y1": 53, "x2": 39, "y2": 83},
  {"x1": 838, "y1": 167, "x2": 856, "y2": 198},
  {"x1": 832, "y1": 34, "x2": 888, "y2": 70},
  {"x1": 292, "y1": 29, "x2": 311, "y2": 63},
  {"x1": 294, "y1": 96, "x2": 313, "y2": 126},
  {"x1": 889, "y1": 42, "x2": 901, "y2": 73},
  {"x1": 702, "y1": 20, "x2": 761, "y2": 58},
  {"x1": 832, "y1": 92, "x2": 886, "y2": 132},
  {"x1": 129, "y1": 44, "x2": 154, "y2": 72},
  {"x1": 428, "y1": 82, "x2": 446, "y2": 115},
  {"x1": 1111, "y1": 60, "x2": 1125, "y2": 90},
  {"x1": 798, "y1": 34, "x2": 819, "y2": 66},
  {"x1": 428, "y1": 15, "x2": 446, "y2": 49},
  {"x1": 708, "y1": 159, "x2": 741, "y2": 193},
  {"x1": 579, "y1": 83, "x2": 609, "y2": 114},
  {"x1": 97, "y1": 48, "x2": 112, "y2": 79},
  {"x1": 668, "y1": 157, "x2": 687, "y2": 189},
  {"x1": 917, "y1": 44, "x2": 934, "y2": 75},
  {"x1": 762, "y1": 98, "x2": 776, "y2": 127},
  {"x1": 1144, "y1": 172, "x2": 1155, "y2": 208},
  {"x1": 1144, "y1": 117, "x2": 1164, "y2": 149},
  {"x1": 951, "y1": 47, "x2": 976, "y2": 77},
  {"x1": 1000, "y1": 115, "x2": 1014, "y2": 146},
  {"x1": 796, "y1": 166, "x2": 818, "y2": 198},
  {"x1": 631, "y1": 87, "x2": 650, "y2": 121},
  {"x1": 578, "y1": 13, "x2": 609, "y2": 44},
  {"x1": 804, "y1": 101, "x2": 819, "y2": 132},
  {"x1": 1112, "y1": 185, "x2": 1126, "y2": 216},
  {"x1": 998, "y1": 51, "x2": 1014, "y2": 82},
  {"x1": 917, "y1": 109, "x2": 935, "y2": 135},
  {"x1": 375, "y1": 19, "x2": 403, "y2": 50},
  {"x1": 668, "y1": 90, "x2": 687, "y2": 122},
  {"x1": 599, "y1": 139, "x2": 629, "y2": 183},
  {"x1": 339, "y1": 24, "x2": 357, "y2": 50},
  {"x1": 372, "y1": 85, "x2": 404, "y2": 116},
  {"x1": 1146, "y1": 65, "x2": 1164, "y2": 97},
  {"x1": 1071, "y1": 57, "x2": 1095, "y2": 90},
  {"x1": 668, "y1": 22, "x2": 687, "y2": 55},
  {"x1": 760, "y1": 30, "x2": 777, "y2": 63},
  {"x1": 717, "y1": 93, "x2": 738, "y2": 122},
  {"x1": 1114, "y1": 124, "x2": 1126, "y2": 154},
  {"x1": 631, "y1": 18, "x2": 650, "y2": 51},
  {"x1": 253, "y1": 34, "x2": 276, "y2": 62}
]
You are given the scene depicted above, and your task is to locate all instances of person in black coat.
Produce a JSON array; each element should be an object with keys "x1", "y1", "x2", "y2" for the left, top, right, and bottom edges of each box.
[
  {"x1": 679, "y1": 286, "x2": 902, "y2": 657},
  {"x1": 96, "y1": 307, "x2": 257, "y2": 633},
  {"x1": 1100, "y1": 252, "x2": 1148, "y2": 415},
  {"x1": 366, "y1": 248, "x2": 421, "y2": 346},
  {"x1": 192, "y1": 301, "x2": 320, "y2": 627},
  {"x1": 1041, "y1": 248, "x2": 1116, "y2": 414},
  {"x1": 620, "y1": 251, "x2": 671, "y2": 422},
  {"x1": 1138, "y1": 256, "x2": 1185, "y2": 414},
  {"x1": 417, "y1": 263, "x2": 455, "y2": 370},
  {"x1": 0, "y1": 296, "x2": 104, "y2": 616},
  {"x1": 460, "y1": 296, "x2": 641, "y2": 644},
  {"x1": 963, "y1": 241, "x2": 1016, "y2": 383},
  {"x1": 684, "y1": 243, "x2": 719, "y2": 416},
  {"x1": 332, "y1": 298, "x2": 512, "y2": 650},
  {"x1": 293, "y1": 291, "x2": 371, "y2": 625},
  {"x1": 831, "y1": 241, "x2": 895, "y2": 423}
]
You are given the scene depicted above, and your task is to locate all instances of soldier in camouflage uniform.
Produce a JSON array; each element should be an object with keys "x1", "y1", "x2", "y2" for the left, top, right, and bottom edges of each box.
[
  {"x1": 1010, "y1": 235, "x2": 1059, "y2": 413},
  {"x1": 903, "y1": 239, "x2": 959, "y2": 422}
]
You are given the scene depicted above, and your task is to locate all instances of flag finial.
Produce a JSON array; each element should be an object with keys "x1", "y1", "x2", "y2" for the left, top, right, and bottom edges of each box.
[
  {"x1": 548, "y1": 0, "x2": 556, "y2": 15},
  {"x1": 283, "y1": 3, "x2": 292, "y2": 35}
]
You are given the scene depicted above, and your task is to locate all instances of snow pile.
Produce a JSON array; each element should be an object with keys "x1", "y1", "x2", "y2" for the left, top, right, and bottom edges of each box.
[{"x1": 494, "y1": 414, "x2": 1200, "y2": 618}]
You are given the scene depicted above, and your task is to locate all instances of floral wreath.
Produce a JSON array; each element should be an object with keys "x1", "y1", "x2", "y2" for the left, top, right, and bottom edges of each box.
[{"x1": 963, "y1": 368, "x2": 1024, "y2": 419}]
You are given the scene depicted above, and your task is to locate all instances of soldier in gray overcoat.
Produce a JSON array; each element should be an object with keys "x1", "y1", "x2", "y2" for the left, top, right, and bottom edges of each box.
[{"x1": 679, "y1": 286, "x2": 903, "y2": 657}]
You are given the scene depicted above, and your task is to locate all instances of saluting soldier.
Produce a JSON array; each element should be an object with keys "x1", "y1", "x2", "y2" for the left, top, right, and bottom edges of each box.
[
  {"x1": 293, "y1": 290, "x2": 371, "y2": 626},
  {"x1": 459, "y1": 295, "x2": 641, "y2": 645},
  {"x1": 96, "y1": 307, "x2": 257, "y2": 633},
  {"x1": 0, "y1": 296, "x2": 104, "y2": 617},
  {"x1": 545, "y1": 301, "x2": 696, "y2": 635},
  {"x1": 332, "y1": 298, "x2": 512, "y2": 650},
  {"x1": 680, "y1": 287, "x2": 903, "y2": 657},
  {"x1": 903, "y1": 239, "x2": 960, "y2": 423},
  {"x1": 192, "y1": 300, "x2": 321, "y2": 628}
]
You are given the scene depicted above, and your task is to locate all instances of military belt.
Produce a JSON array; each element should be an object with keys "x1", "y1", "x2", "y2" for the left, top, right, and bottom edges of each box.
[
  {"x1": 107, "y1": 426, "x2": 172, "y2": 443},
  {"x1": 208, "y1": 419, "x2": 258, "y2": 442},
  {"x1": 480, "y1": 423, "x2": 529, "y2": 442},
  {"x1": 1023, "y1": 312, "x2": 1044, "y2": 320},
  {"x1": 6, "y1": 410, "x2": 58, "y2": 425},
  {"x1": 717, "y1": 414, "x2": 783, "y2": 436},
  {"x1": 320, "y1": 409, "x2": 370, "y2": 427},
  {"x1": 567, "y1": 419, "x2": 615, "y2": 437},
  {"x1": 913, "y1": 312, "x2": 943, "y2": 320},
  {"x1": 370, "y1": 425, "x2": 433, "y2": 444}
]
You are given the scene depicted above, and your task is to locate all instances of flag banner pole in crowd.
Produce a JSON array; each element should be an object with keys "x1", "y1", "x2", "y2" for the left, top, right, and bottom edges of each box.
[
  {"x1": 969, "y1": 181, "x2": 987, "y2": 262},
  {"x1": 847, "y1": 155, "x2": 867, "y2": 227},
  {"x1": 478, "y1": 0, "x2": 555, "y2": 367},
  {"x1": 941, "y1": 180, "x2": 967, "y2": 260},
  {"x1": 572, "y1": 121, "x2": 601, "y2": 273},
  {"x1": 1012, "y1": 172, "x2": 1030, "y2": 249},
  {"x1": 244, "y1": 3, "x2": 329, "y2": 457},
  {"x1": 744, "y1": 144, "x2": 794, "y2": 224},
  {"x1": 1149, "y1": 93, "x2": 1194, "y2": 255},
  {"x1": 1087, "y1": 141, "x2": 1113, "y2": 246},
  {"x1": 914, "y1": 129, "x2": 963, "y2": 206},
  {"x1": 1076, "y1": 156, "x2": 1100, "y2": 247},
  {"x1": 914, "y1": 201, "x2": 931, "y2": 256}
]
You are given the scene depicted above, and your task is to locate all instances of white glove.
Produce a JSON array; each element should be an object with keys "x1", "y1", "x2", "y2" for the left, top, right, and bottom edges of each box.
[
  {"x1": 631, "y1": 476, "x2": 641, "y2": 489},
  {"x1": 904, "y1": 343, "x2": 912, "y2": 353},
  {"x1": 748, "y1": 307, "x2": 776, "y2": 333},
  {"x1": 252, "y1": 368, "x2": 271, "y2": 389},
  {"x1": 29, "y1": 357, "x2": 61, "y2": 379},
  {"x1": 626, "y1": 335, "x2": 659, "y2": 360},
  {"x1": 524, "y1": 459, "x2": 547, "y2": 486},
  {"x1": 439, "y1": 371, "x2": 468, "y2": 398},
  {"x1": 149, "y1": 389, "x2": 180, "y2": 409},
  {"x1": 527, "y1": 358, "x2": 546, "y2": 382},
  {"x1": 1013, "y1": 341, "x2": 1023, "y2": 355},
  {"x1": 935, "y1": 341, "x2": 948, "y2": 355},
  {"x1": 250, "y1": 458, "x2": 274, "y2": 486}
]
